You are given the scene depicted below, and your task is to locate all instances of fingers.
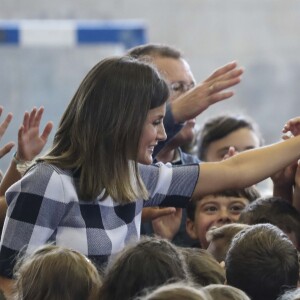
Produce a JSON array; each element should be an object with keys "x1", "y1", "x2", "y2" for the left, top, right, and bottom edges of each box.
[
  {"x1": 0, "y1": 142, "x2": 15, "y2": 159},
  {"x1": 0, "y1": 112, "x2": 13, "y2": 139},
  {"x1": 24, "y1": 107, "x2": 45, "y2": 130},
  {"x1": 22, "y1": 111, "x2": 30, "y2": 133},
  {"x1": 207, "y1": 76, "x2": 241, "y2": 96},
  {"x1": 18, "y1": 124, "x2": 25, "y2": 145},
  {"x1": 40, "y1": 121, "x2": 54, "y2": 141},
  {"x1": 282, "y1": 117, "x2": 300, "y2": 133},
  {"x1": 204, "y1": 62, "x2": 243, "y2": 100},
  {"x1": 141, "y1": 207, "x2": 176, "y2": 222},
  {"x1": 222, "y1": 146, "x2": 237, "y2": 160},
  {"x1": 204, "y1": 61, "x2": 239, "y2": 82},
  {"x1": 208, "y1": 90, "x2": 235, "y2": 106},
  {"x1": 32, "y1": 107, "x2": 44, "y2": 127},
  {"x1": 28, "y1": 107, "x2": 37, "y2": 128},
  {"x1": 282, "y1": 131, "x2": 293, "y2": 140}
]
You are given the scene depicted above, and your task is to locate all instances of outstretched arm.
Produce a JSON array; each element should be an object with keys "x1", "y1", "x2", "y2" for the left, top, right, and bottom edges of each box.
[{"x1": 193, "y1": 134, "x2": 300, "y2": 199}]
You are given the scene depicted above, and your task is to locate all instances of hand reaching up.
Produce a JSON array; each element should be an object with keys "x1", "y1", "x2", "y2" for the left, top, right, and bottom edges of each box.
[
  {"x1": 16, "y1": 107, "x2": 53, "y2": 162},
  {"x1": 0, "y1": 107, "x2": 15, "y2": 159},
  {"x1": 282, "y1": 117, "x2": 300, "y2": 138}
]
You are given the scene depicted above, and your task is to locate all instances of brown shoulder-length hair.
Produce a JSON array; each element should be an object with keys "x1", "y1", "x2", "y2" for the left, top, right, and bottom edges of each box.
[{"x1": 41, "y1": 56, "x2": 169, "y2": 203}]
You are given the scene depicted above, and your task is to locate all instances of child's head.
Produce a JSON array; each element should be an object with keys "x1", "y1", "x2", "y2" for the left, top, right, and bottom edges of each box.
[
  {"x1": 179, "y1": 247, "x2": 225, "y2": 286},
  {"x1": 14, "y1": 244, "x2": 102, "y2": 300},
  {"x1": 225, "y1": 223, "x2": 299, "y2": 300},
  {"x1": 198, "y1": 114, "x2": 263, "y2": 162},
  {"x1": 203, "y1": 284, "x2": 251, "y2": 300},
  {"x1": 186, "y1": 187, "x2": 260, "y2": 248},
  {"x1": 206, "y1": 223, "x2": 251, "y2": 262},
  {"x1": 100, "y1": 236, "x2": 189, "y2": 300},
  {"x1": 239, "y1": 196, "x2": 300, "y2": 250},
  {"x1": 136, "y1": 282, "x2": 212, "y2": 300}
]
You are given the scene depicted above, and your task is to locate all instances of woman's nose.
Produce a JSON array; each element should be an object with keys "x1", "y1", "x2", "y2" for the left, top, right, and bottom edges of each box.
[{"x1": 157, "y1": 124, "x2": 167, "y2": 141}]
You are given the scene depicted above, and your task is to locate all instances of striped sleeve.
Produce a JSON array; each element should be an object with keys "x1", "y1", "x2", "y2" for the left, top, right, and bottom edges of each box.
[{"x1": 140, "y1": 163, "x2": 199, "y2": 208}]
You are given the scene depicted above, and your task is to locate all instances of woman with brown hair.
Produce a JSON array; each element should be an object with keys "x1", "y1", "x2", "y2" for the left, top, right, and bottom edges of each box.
[{"x1": 1, "y1": 56, "x2": 300, "y2": 296}]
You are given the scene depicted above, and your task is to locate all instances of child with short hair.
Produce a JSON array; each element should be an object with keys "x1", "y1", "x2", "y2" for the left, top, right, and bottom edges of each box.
[
  {"x1": 239, "y1": 196, "x2": 300, "y2": 250},
  {"x1": 203, "y1": 284, "x2": 250, "y2": 300},
  {"x1": 186, "y1": 187, "x2": 260, "y2": 248},
  {"x1": 100, "y1": 236, "x2": 189, "y2": 300},
  {"x1": 13, "y1": 244, "x2": 102, "y2": 300},
  {"x1": 135, "y1": 282, "x2": 212, "y2": 300},
  {"x1": 206, "y1": 223, "x2": 250, "y2": 262},
  {"x1": 225, "y1": 223, "x2": 299, "y2": 300},
  {"x1": 179, "y1": 247, "x2": 225, "y2": 286}
]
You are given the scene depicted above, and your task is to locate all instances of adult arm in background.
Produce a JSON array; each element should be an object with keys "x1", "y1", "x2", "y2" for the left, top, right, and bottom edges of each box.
[{"x1": 153, "y1": 61, "x2": 243, "y2": 157}]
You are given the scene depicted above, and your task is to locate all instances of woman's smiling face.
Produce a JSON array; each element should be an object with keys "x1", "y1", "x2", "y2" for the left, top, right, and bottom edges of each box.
[{"x1": 138, "y1": 103, "x2": 167, "y2": 164}]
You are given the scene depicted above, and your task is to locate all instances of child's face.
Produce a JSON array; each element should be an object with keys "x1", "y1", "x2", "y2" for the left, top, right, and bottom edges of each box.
[{"x1": 186, "y1": 195, "x2": 249, "y2": 248}]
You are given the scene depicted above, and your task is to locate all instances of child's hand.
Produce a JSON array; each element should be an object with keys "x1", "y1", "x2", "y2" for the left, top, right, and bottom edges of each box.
[
  {"x1": 222, "y1": 146, "x2": 238, "y2": 160},
  {"x1": 282, "y1": 117, "x2": 300, "y2": 137},
  {"x1": 17, "y1": 107, "x2": 53, "y2": 162},
  {"x1": 152, "y1": 208, "x2": 182, "y2": 241},
  {"x1": 0, "y1": 107, "x2": 15, "y2": 159}
]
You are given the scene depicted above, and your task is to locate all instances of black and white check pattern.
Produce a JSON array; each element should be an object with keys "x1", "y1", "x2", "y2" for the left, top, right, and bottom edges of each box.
[{"x1": 0, "y1": 162, "x2": 198, "y2": 277}]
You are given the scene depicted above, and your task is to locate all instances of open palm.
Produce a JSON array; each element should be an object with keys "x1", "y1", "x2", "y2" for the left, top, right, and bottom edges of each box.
[{"x1": 17, "y1": 107, "x2": 53, "y2": 161}]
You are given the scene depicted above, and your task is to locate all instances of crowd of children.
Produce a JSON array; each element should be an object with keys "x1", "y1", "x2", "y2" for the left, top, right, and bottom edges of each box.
[{"x1": 0, "y1": 43, "x2": 299, "y2": 299}]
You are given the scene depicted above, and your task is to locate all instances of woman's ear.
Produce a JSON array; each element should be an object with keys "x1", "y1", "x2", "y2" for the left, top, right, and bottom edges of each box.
[{"x1": 186, "y1": 218, "x2": 198, "y2": 240}]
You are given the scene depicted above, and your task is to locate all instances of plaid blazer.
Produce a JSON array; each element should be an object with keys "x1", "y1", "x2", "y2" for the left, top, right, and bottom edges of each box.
[{"x1": 0, "y1": 162, "x2": 198, "y2": 277}]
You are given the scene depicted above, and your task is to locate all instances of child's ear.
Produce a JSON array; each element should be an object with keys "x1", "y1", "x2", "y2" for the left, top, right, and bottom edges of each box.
[{"x1": 186, "y1": 218, "x2": 198, "y2": 240}]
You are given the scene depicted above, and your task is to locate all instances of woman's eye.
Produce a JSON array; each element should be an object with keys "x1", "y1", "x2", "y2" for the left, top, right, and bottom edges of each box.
[
  {"x1": 170, "y1": 82, "x2": 183, "y2": 92},
  {"x1": 153, "y1": 120, "x2": 162, "y2": 126}
]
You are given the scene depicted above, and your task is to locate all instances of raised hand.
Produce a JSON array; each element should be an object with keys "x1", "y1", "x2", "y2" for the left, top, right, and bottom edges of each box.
[
  {"x1": 0, "y1": 107, "x2": 15, "y2": 159},
  {"x1": 16, "y1": 107, "x2": 53, "y2": 162},
  {"x1": 141, "y1": 207, "x2": 177, "y2": 222},
  {"x1": 171, "y1": 61, "x2": 244, "y2": 123},
  {"x1": 152, "y1": 208, "x2": 183, "y2": 241},
  {"x1": 282, "y1": 117, "x2": 300, "y2": 137}
]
